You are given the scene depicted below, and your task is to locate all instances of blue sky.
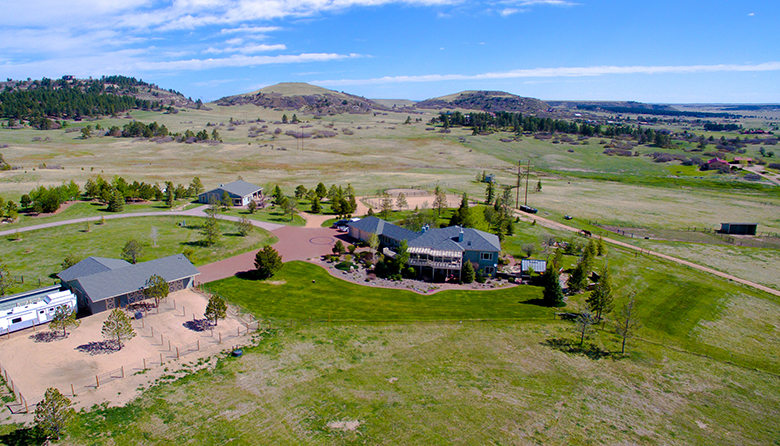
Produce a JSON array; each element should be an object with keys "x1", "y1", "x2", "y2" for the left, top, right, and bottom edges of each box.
[{"x1": 1, "y1": 0, "x2": 778, "y2": 103}]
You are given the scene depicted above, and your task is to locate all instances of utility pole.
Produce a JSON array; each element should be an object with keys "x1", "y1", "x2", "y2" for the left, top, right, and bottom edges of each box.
[
  {"x1": 515, "y1": 160, "x2": 522, "y2": 209},
  {"x1": 524, "y1": 160, "x2": 531, "y2": 206}
]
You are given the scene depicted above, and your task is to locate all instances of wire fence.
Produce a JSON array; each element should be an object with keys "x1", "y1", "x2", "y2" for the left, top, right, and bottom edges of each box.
[{"x1": 1, "y1": 296, "x2": 260, "y2": 414}]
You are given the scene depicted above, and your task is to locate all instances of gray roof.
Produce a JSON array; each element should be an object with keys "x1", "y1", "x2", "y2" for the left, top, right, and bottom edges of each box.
[
  {"x1": 350, "y1": 216, "x2": 500, "y2": 253},
  {"x1": 58, "y1": 257, "x2": 131, "y2": 283},
  {"x1": 72, "y1": 254, "x2": 200, "y2": 303},
  {"x1": 408, "y1": 226, "x2": 501, "y2": 253},
  {"x1": 201, "y1": 180, "x2": 263, "y2": 199},
  {"x1": 348, "y1": 216, "x2": 419, "y2": 242}
]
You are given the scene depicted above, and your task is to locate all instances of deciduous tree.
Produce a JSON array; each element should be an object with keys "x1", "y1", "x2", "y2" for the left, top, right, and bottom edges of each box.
[
  {"x1": 574, "y1": 310, "x2": 596, "y2": 346},
  {"x1": 614, "y1": 293, "x2": 640, "y2": 354},
  {"x1": 247, "y1": 200, "x2": 258, "y2": 214},
  {"x1": 143, "y1": 274, "x2": 169, "y2": 307},
  {"x1": 396, "y1": 192, "x2": 408, "y2": 211},
  {"x1": 61, "y1": 254, "x2": 81, "y2": 271},
  {"x1": 200, "y1": 215, "x2": 221, "y2": 246},
  {"x1": 121, "y1": 239, "x2": 143, "y2": 264},
  {"x1": 236, "y1": 217, "x2": 253, "y2": 236}
]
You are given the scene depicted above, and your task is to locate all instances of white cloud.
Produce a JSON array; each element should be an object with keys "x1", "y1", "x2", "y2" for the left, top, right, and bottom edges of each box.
[
  {"x1": 315, "y1": 62, "x2": 780, "y2": 85},
  {"x1": 137, "y1": 52, "x2": 361, "y2": 71},
  {"x1": 220, "y1": 26, "x2": 282, "y2": 34},
  {"x1": 203, "y1": 43, "x2": 288, "y2": 54},
  {"x1": 499, "y1": 8, "x2": 519, "y2": 16}
]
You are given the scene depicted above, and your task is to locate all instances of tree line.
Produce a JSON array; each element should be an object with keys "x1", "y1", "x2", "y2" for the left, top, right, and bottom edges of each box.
[
  {"x1": 0, "y1": 80, "x2": 155, "y2": 122},
  {"x1": 19, "y1": 176, "x2": 205, "y2": 215}
]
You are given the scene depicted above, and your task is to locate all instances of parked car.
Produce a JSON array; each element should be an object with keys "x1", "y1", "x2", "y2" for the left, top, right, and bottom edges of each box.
[
  {"x1": 332, "y1": 219, "x2": 348, "y2": 228},
  {"x1": 520, "y1": 205, "x2": 538, "y2": 214}
]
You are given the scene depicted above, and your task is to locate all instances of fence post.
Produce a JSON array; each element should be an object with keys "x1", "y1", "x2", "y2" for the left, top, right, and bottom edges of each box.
[
  {"x1": 143, "y1": 358, "x2": 146, "y2": 370},
  {"x1": 151, "y1": 326, "x2": 154, "y2": 337},
  {"x1": 96, "y1": 375, "x2": 100, "y2": 388},
  {"x1": 71, "y1": 383, "x2": 75, "y2": 397},
  {"x1": 121, "y1": 366, "x2": 125, "y2": 379},
  {"x1": 237, "y1": 327, "x2": 240, "y2": 337},
  {"x1": 23, "y1": 395, "x2": 27, "y2": 413},
  {"x1": 168, "y1": 340, "x2": 171, "y2": 351},
  {"x1": 219, "y1": 333, "x2": 222, "y2": 344},
  {"x1": 160, "y1": 353, "x2": 163, "y2": 365},
  {"x1": 176, "y1": 347, "x2": 179, "y2": 359},
  {"x1": 173, "y1": 299, "x2": 176, "y2": 309}
]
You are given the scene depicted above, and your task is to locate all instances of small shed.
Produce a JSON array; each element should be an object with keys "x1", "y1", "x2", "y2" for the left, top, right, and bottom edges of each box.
[{"x1": 719, "y1": 223, "x2": 758, "y2": 236}]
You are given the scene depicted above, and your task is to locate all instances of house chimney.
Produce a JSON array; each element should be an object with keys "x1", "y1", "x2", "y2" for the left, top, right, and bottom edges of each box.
[{"x1": 458, "y1": 228, "x2": 464, "y2": 243}]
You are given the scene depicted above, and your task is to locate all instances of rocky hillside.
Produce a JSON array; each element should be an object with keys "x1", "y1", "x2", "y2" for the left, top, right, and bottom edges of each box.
[
  {"x1": 416, "y1": 91, "x2": 550, "y2": 113},
  {"x1": 216, "y1": 82, "x2": 387, "y2": 114}
]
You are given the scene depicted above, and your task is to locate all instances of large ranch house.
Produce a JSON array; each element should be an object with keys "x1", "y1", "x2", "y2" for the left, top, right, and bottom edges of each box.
[
  {"x1": 348, "y1": 216, "x2": 501, "y2": 281},
  {"x1": 58, "y1": 254, "x2": 200, "y2": 314},
  {"x1": 198, "y1": 180, "x2": 263, "y2": 207}
]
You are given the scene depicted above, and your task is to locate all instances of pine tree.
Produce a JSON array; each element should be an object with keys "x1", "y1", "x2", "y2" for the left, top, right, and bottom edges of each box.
[
  {"x1": 35, "y1": 388, "x2": 74, "y2": 440},
  {"x1": 543, "y1": 264, "x2": 565, "y2": 307},
  {"x1": 254, "y1": 246, "x2": 283, "y2": 279},
  {"x1": 204, "y1": 293, "x2": 228, "y2": 326},
  {"x1": 462, "y1": 261, "x2": 475, "y2": 284},
  {"x1": 101, "y1": 308, "x2": 136, "y2": 350},
  {"x1": 587, "y1": 265, "x2": 614, "y2": 321},
  {"x1": 49, "y1": 306, "x2": 80, "y2": 337}
]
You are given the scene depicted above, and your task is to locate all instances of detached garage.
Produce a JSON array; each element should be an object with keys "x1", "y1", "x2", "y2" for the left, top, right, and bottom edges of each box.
[{"x1": 59, "y1": 254, "x2": 200, "y2": 314}]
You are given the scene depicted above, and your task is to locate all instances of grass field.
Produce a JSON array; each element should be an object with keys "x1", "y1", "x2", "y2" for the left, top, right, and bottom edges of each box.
[
  {"x1": 1, "y1": 104, "x2": 779, "y2": 444},
  {"x1": 14, "y1": 321, "x2": 772, "y2": 446},
  {"x1": 0, "y1": 216, "x2": 276, "y2": 294}
]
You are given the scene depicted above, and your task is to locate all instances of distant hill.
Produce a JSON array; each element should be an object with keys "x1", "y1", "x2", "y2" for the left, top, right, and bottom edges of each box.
[
  {"x1": 416, "y1": 91, "x2": 549, "y2": 113},
  {"x1": 216, "y1": 82, "x2": 387, "y2": 114},
  {"x1": 0, "y1": 75, "x2": 200, "y2": 125}
]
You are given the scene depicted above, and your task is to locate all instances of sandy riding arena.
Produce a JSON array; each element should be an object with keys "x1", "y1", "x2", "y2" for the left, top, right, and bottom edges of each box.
[{"x1": 0, "y1": 289, "x2": 258, "y2": 415}]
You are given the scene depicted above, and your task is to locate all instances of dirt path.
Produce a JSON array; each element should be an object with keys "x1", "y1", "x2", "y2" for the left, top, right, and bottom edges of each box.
[
  {"x1": 514, "y1": 211, "x2": 780, "y2": 298},
  {"x1": 743, "y1": 165, "x2": 780, "y2": 186}
]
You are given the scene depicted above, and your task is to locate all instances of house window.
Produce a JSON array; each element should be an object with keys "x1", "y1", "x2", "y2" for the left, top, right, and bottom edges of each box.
[
  {"x1": 480, "y1": 252, "x2": 493, "y2": 261},
  {"x1": 11, "y1": 317, "x2": 21, "y2": 324},
  {"x1": 484, "y1": 266, "x2": 495, "y2": 276}
]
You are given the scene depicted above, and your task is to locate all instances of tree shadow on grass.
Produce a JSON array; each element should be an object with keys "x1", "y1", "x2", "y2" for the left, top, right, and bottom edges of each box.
[
  {"x1": 183, "y1": 319, "x2": 210, "y2": 332},
  {"x1": 235, "y1": 270, "x2": 262, "y2": 281},
  {"x1": 542, "y1": 338, "x2": 614, "y2": 360},
  {"x1": 75, "y1": 340, "x2": 117, "y2": 355},
  {"x1": 30, "y1": 330, "x2": 66, "y2": 343},
  {"x1": 519, "y1": 298, "x2": 548, "y2": 307},
  {"x1": 0, "y1": 427, "x2": 47, "y2": 446}
]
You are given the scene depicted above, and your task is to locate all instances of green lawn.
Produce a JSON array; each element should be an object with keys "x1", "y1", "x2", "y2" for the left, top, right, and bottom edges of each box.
[
  {"x1": 1, "y1": 216, "x2": 276, "y2": 294},
  {"x1": 206, "y1": 261, "x2": 550, "y2": 322},
  {"x1": 217, "y1": 203, "x2": 306, "y2": 226},
  {"x1": 1, "y1": 199, "x2": 196, "y2": 230},
  {"x1": 40, "y1": 322, "x2": 780, "y2": 446}
]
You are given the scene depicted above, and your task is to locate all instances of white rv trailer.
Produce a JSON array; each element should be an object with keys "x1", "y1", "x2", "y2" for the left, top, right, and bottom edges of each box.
[{"x1": 0, "y1": 286, "x2": 77, "y2": 334}]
